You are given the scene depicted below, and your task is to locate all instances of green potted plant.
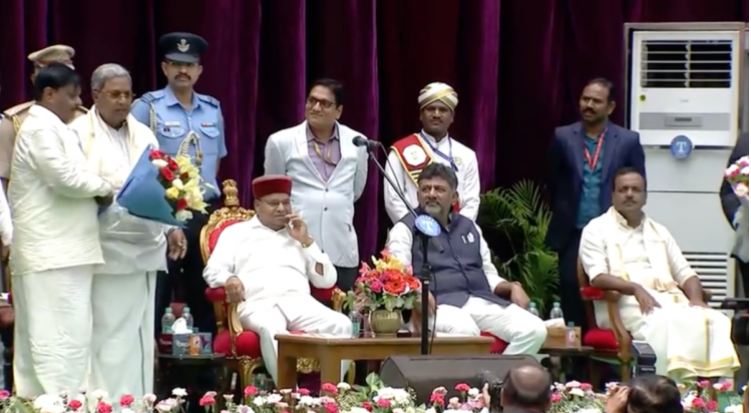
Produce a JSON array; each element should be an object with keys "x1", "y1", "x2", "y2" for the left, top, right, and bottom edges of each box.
[{"x1": 478, "y1": 180, "x2": 559, "y2": 313}]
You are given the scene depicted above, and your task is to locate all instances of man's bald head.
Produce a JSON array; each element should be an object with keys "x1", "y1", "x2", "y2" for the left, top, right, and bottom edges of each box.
[{"x1": 501, "y1": 365, "x2": 552, "y2": 410}]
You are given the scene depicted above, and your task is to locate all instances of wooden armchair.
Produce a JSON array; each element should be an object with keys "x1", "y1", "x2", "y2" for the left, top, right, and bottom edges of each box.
[
  {"x1": 200, "y1": 180, "x2": 347, "y2": 389},
  {"x1": 576, "y1": 258, "x2": 711, "y2": 382}
]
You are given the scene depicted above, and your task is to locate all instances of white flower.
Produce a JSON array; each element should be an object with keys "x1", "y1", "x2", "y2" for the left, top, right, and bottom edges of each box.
[
  {"x1": 375, "y1": 387, "x2": 412, "y2": 405},
  {"x1": 237, "y1": 405, "x2": 254, "y2": 413},
  {"x1": 153, "y1": 159, "x2": 168, "y2": 168},
  {"x1": 565, "y1": 380, "x2": 581, "y2": 389},
  {"x1": 266, "y1": 394, "x2": 283, "y2": 404},
  {"x1": 253, "y1": 397, "x2": 266, "y2": 407},
  {"x1": 725, "y1": 405, "x2": 743, "y2": 413},
  {"x1": 90, "y1": 389, "x2": 108, "y2": 400},
  {"x1": 122, "y1": 408, "x2": 135, "y2": 413},
  {"x1": 175, "y1": 209, "x2": 193, "y2": 222},
  {"x1": 171, "y1": 179, "x2": 184, "y2": 190},
  {"x1": 58, "y1": 390, "x2": 68, "y2": 399},
  {"x1": 172, "y1": 388, "x2": 188, "y2": 398},
  {"x1": 143, "y1": 393, "x2": 157, "y2": 404},
  {"x1": 467, "y1": 388, "x2": 479, "y2": 397},
  {"x1": 393, "y1": 409, "x2": 405, "y2": 413},
  {"x1": 346, "y1": 408, "x2": 371, "y2": 413},
  {"x1": 297, "y1": 396, "x2": 319, "y2": 406},
  {"x1": 569, "y1": 388, "x2": 585, "y2": 398},
  {"x1": 425, "y1": 409, "x2": 437, "y2": 413},
  {"x1": 156, "y1": 399, "x2": 178, "y2": 413},
  {"x1": 337, "y1": 382, "x2": 352, "y2": 391},
  {"x1": 40, "y1": 405, "x2": 65, "y2": 413},
  {"x1": 33, "y1": 395, "x2": 63, "y2": 410}
]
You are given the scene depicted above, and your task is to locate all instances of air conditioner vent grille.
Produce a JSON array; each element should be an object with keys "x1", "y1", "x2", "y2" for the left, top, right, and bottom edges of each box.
[
  {"x1": 640, "y1": 39, "x2": 733, "y2": 89},
  {"x1": 684, "y1": 252, "x2": 731, "y2": 309}
]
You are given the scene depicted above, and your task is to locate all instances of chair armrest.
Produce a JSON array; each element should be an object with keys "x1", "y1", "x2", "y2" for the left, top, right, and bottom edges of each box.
[
  {"x1": 580, "y1": 286, "x2": 632, "y2": 360},
  {"x1": 310, "y1": 286, "x2": 347, "y2": 312},
  {"x1": 205, "y1": 287, "x2": 226, "y2": 303}
]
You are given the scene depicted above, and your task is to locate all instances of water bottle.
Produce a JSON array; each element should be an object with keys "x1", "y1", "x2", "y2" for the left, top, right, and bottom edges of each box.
[
  {"x1": 549, "y1": 302, "x2": 565, "y2": 320},
  {"x1": 528, "y1": 302, "x2": 540, "y2": 317},
  {"x1": 348, "y1": 311, "x2": 362, "y2": 338},
  {"x1": 161, "y1": 307, "x2": 176, "y2": 334},
  {"x1": 182, "y1": 307, "x2": 194, "y2": 331},
  {"x1": 565, "y1": 321, "x2": 577, "y2": 347}
]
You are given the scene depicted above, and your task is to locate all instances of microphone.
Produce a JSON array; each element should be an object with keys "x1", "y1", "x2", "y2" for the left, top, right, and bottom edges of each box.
[{"x1": 352, "y1": 136, "x2": 382, "y2": 150}]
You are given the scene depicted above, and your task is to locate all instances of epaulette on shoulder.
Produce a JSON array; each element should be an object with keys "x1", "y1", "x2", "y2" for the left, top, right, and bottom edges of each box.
[
  {"x1": 133, "y1": 90, "x2": 164, "y2": 108},
  {"x1": 3, "y1": 101, "x2": 34, "y2": 117},
  {"x1": 196, "y1": 93, "x2": 220, "y2": 108}
]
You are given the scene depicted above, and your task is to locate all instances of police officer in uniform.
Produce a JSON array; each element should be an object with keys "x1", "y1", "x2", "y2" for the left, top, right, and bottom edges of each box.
[
  {"x1": 0, "y1": 45, "x2": 88, "y2": 193},
  {"x1": 131, "y1": 32, "x2": 227, "y2": 337}
]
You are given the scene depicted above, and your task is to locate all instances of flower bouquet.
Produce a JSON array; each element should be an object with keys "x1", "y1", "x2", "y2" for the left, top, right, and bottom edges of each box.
[
  {"x1": 725, "y1": 155, "x2": 750, "y2": 201},
  {"x1": 116, "y1": 146, "x2": 210, "y2": 227},
  {"x1": 678, "y1": 380, "x2": 745, "y2": 413},
  {"x1": 726, "y1": 155, "x2": 750, "y2": 262},
  {"x1": 345, "y1": 249, "x2": 421, "y2": 336}
]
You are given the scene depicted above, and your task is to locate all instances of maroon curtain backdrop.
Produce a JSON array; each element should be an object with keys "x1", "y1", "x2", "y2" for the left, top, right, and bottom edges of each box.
[{"x1": 0, "y1": 0, "x2": 747, "y2": 259}]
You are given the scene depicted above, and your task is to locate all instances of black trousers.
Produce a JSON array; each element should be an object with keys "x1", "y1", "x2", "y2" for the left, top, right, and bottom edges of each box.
[
  {"x1": 737, "y1": 258, "x2": 749, "y2": 298},
  {"x1": 556, "y1": 229, "x2": 587, "y2": 331},
  {"x1": 334, "y1": 265, "x2": 359, "y2": 293},
  {"x1": 155, "y1": 203, "x2": 218, "y2": 338}
]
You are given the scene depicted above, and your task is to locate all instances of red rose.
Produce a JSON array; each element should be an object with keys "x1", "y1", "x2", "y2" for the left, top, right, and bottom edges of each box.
[
  {"x1": 119, "y1": 395, "x2": 134, "y2": 407},
  {"x1": 167, "y1": 158, "x2": 179, "y2": 171},
  {"x1": 376, "y1": 399, "x2": 391, "y2": 408},
  {"x1": 176, "y1": 198, "x2": 188, "y2": 211},
  {"x1": 361, "y1": 401, "x2": 373, "y2": 411},
  {"x1": 68, "y1": 400, "x2": 83, "y2": 410},
  {"x1": 160, "y1": 167, "x2": 175, "y2": 182},
  {"x1": 429, "y1": 393, "x2": 444, "y2": 406},
  {"x1": 149, "y1": 149, "x2": 165, "y2": 160},
  {"x1": 455, "y1": 383, "x2": 471, "y2": 392},
  {"x1": 199, "y1": 395, "x2": 215, "y2": 406},
  {"x1": 96, "y1": 401, "x2": 113, "y2": 413},
  {"x1": 244, "y1": 385, "x2": 258, "y2": 397},
  {"x1": 321, "y1": 382, "x2": 338, "y2": 394},
  {"x1": 707, "y1": 400, "x2": 718, "y2": 411},
  {"x1": 324, "y1": 403, "x2": 338, "y2": 413},
  {"x1": 297, "y1": 388, "x2": 311, "y2": 396}
]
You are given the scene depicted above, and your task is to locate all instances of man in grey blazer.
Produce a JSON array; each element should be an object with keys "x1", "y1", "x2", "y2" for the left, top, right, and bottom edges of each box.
[{"x1": 264, "y1": 79, "x2": 368, "y2": 291}]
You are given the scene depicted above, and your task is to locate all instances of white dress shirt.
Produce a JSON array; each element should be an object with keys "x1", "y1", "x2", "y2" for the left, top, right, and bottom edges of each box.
[
  {"x1": 203, "y1": 216, "x2": 337, "y2": 315},
  {"x1": 384, "y1": 131, "x2": 481, "y2": 223},
  {"x1": 0, "y1": 182, "x2": 12, "y2": 246}
]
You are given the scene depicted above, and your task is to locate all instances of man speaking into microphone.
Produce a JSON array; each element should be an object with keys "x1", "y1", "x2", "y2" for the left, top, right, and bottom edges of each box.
[{"x1": 264, "y1": 78, "x2": 368, "y2": 290}]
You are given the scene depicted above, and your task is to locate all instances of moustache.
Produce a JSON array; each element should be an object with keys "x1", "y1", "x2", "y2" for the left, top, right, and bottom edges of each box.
[{"x1": 176, "y1": 75, "x2": 191, "y2": 81}]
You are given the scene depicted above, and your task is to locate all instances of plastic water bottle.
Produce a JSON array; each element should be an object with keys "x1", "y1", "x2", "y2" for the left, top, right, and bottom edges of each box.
[
  {"x1": 549, "y1": 302, "x2": 565, "y2": 320},
  {"x1": 182, "y1": 307, "x2": 194, "y2": 331},
  {"x1": 348, "y1": 311, "x2": 362, "y2": 338},
  {"x1": 161, "y1": 308, "x2": 176, "y2": 333},
  {"x1": 528, "y1": 302, "x2": 540, "y2": 317}
]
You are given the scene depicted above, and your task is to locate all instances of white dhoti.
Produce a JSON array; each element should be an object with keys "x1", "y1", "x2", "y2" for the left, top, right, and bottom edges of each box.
[
  {"x1": 430, "y1": 296, "x2": 547, "y2": 354},
  {"x1": 13, "y1": 265, "x2": 94, "y2": 398},
  {"x1": 621, "y1": 292, "x2": 740, "y2": 381},
  {"x1": 240, "y1": 294, "x2": 352, "y2": 385},
  {"x1": 90, "y1": 271, "x2": 156, "y2": 398}
]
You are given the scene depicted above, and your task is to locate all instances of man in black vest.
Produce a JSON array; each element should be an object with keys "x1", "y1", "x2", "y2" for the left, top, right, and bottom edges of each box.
[{"x1": 386, "y1": 163, "x2": 547, "y2": 354}]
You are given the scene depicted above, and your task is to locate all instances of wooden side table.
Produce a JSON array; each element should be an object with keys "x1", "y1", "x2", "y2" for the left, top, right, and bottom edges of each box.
[
  {"x1": 157, "y1": 354, "x2": 227, "y2": 413},
  {"x1": 540, "y1": 346, "x2": 595, "y2": 383},
  {"x1": 276, "y1": 334, "x2": 494, "y2": 389}
]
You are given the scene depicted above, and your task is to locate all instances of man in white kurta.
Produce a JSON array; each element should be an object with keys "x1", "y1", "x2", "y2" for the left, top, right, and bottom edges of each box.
[
  {"x1": 384, "y1": 82, "x2": 481, "y2": 223},
  {"x1": 386, "y1": 163, "x2": 547, "y2": 354},
  {"x1": 9, "y1": 63, "x2": 114, "y2": 397},
  {"x1": 579, "y1": 168, "x2": 740, "y2": 380},
  {"x1": 69, "y1": 64, "x2": 186, "y2": 398},
  {"x1": 203, "y1": 175, "x2": 351, "y2": 386}
]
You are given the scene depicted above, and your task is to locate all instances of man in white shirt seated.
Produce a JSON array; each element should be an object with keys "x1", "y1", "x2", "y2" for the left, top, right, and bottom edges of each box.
[
  {"x1": 203, "y1": 175, "x2": 351, "y2": 386},
  {"x1": 579, "y1": 167, "x2": 740, "y2": 380},
  {"x1": 386, "y1": 163, "x2": 547, "y2": 354}
]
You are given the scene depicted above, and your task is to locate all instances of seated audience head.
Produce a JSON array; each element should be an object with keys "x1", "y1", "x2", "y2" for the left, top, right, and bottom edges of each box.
[
  {"x1": 418, "y1": 82, "x2": 457, "y2": 137},
  {"x1": 33, "y1": 62, "x2": 82, "y2": 124},
  {"x1": 91, "y1": 63, "x2": 133, "y2": 127},
  {"x1": 612, "y1": 167, "x2": 647, "y2": 223},
  {"x1": 500, "y1": 364, "x2": 552, "y2": 411},
  {"x1": 580, "y1": 77, "x2": 615, "y2": 125},
  {"x1": 252, "y1": 175, "x2": 293, "y2": 231},
  {"x1": 306, "y1": 78, "x2": 343, "y2": 132},
  {"x1": 626, "y1": 374, "x2": 683, "y2": 413},
  {"x1": 416, "y1": 163, "x2": 458, "y2": 223}
]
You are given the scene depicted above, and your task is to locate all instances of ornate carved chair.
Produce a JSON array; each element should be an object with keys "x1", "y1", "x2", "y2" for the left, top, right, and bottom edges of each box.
[
  {"x1": 576, "y1": 257, "x2": 711, "y2": 382},
  {"x1": 200, "y1": 180, "x2": 348, "y2": 389}
]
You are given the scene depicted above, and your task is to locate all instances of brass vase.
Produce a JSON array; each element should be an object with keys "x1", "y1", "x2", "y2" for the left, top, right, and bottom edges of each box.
[{"x1": 369, "y1": 309, "x2": 402, "y2": 337}]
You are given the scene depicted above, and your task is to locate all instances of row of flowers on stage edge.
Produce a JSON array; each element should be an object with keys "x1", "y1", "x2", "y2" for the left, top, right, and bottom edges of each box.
[{"x1": 2, "y1": 374, "x2": 746, "y2": 413}]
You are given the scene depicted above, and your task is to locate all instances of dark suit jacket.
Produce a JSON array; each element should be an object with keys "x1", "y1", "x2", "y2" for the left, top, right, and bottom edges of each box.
[
  {"x1": 544, "y1": 121, "x2": 646, "y2": 252},
  {"x1": 720, "y1": 132, "x2": 749, "y2": 227}
]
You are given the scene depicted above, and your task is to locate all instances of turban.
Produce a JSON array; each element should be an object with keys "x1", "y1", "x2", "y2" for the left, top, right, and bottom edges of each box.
[
  {"x1": 252, "y1": 175, "x2": 292, "y2": 199},
  {"x1": 418, "y1": 82, "x2": 458, "y2": 111}
]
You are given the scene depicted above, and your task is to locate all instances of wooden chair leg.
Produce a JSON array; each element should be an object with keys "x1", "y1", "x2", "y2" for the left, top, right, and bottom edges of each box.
[{"x1": 619, "y1": 362, "x2": 630, "y2": 382}]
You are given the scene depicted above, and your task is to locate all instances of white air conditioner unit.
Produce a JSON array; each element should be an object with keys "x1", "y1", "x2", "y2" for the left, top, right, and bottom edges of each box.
[{"x1": 624, "y1": 22, "x2": 749, "y2": 308}]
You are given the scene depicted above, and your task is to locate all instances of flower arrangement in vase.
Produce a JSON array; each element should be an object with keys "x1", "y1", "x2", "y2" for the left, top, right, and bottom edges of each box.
[{"x1": 345, "y1": 249, "x2": 421, "y2": 336}]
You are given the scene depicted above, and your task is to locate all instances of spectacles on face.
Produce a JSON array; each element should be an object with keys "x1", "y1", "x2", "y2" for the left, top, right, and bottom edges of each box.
[
  {"x1": 261, "y1": 199, "x2": 291, "y2": 210},
  {"x1": 306, "y1": 96, "x2": 336, "y2": 110},
  {"x1": 97, "y1": 90, "x2": 134, "y2": 101},
  {"x1": 167, "y1": 61, "x2": 199, "y2": 70}
]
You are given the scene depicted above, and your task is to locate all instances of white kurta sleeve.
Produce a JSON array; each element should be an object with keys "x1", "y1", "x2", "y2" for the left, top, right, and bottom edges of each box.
[
  {"x1": 353, "y1": 146, "x2": 368, "y2": 201},
  {"x1": 30, "y1": 128, "x2": 111, "y2": 198},
  {"x1": 459, "y1": 152, "x2": 481, "y2": 221},
  {"x1": 386, "y1": 222, "x2": 414, "y2": 265},
  {"x1": 475, "y1": 224, "x2": 505, "y2": 290},
  {"x1": 263, "y1": 136, "x2": 286, "y2": 175},
  {"x1": 579, "y1": 221, "x2": 609, "y2": 281},
  {"x1": 0, "y1": 183, "x2": 12, "y2": 245},
  {"x1": 384, "y1": 150, "x2": 411, "y2": 223},
  {"x1": 303, "y1": 242, "x2": 337, "y2": 289},
  {"x1": 663, "y1": 229, "x2": 699, "y2": 286},
  {"x1": 203, "y1": 228, "x2": 238, "y2": 288}
]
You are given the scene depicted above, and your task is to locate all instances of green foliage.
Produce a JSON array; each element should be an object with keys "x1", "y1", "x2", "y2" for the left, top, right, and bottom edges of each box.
[{"x1": 478, "y1": 180, "x2": 559, "y2": 313}]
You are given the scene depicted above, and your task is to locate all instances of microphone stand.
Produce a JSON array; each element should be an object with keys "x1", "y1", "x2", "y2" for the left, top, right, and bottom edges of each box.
[{"x1": 364, "y1": 148, "x2": 432, "y2": 355}]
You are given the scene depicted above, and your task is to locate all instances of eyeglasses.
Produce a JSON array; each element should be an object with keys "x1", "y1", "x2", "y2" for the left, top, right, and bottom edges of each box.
[
  {"x1": 261, "y1": 199, "x2": 291, "y2": 209},
  {"x1": 306, "y1": 97, "x2": 336, "y2": 109},
  {"x1": 167, "y1": 61, "x2": 199, "y2": 69},
  {"x1": 97, "y1": 90, "x2": 134, "y2": 100}
]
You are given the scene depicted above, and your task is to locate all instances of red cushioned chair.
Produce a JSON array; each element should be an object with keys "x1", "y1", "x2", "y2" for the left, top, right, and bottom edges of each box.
[
  {"x1": 200, "y1": 180, "x2": 349, "y2": 389},
  {"x1": 576, "y1": 257, "x2": 711, "y2": 383}
]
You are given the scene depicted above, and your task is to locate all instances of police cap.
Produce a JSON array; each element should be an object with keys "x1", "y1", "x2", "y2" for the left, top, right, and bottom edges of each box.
[{"x1": 159, "y1": 32, "x2": 208, "y2": 64}]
